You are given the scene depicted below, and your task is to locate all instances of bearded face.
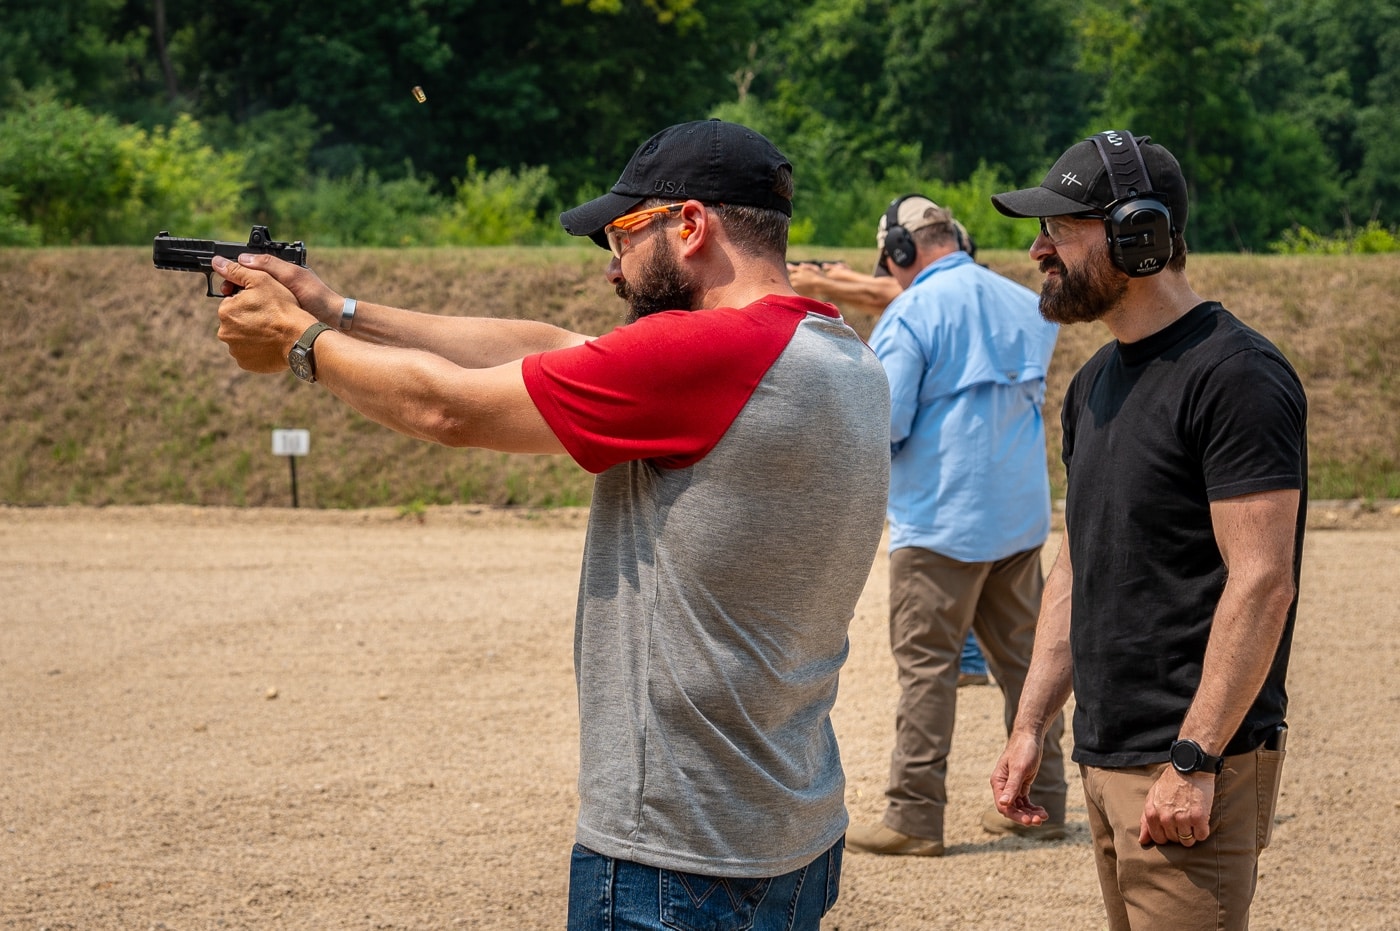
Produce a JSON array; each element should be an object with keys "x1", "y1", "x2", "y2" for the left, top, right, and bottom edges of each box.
[
  {"x1": 1038, "y1": 236, "x2": 1128, "y2": 326},
  {"x1": 615, "y1": 233, "x2": 702, "y2": 323}
]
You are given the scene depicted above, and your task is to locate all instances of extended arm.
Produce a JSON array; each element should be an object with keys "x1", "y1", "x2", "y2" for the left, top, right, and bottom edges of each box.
[
  {"x1": 211, "y1": 255, "x2": 569, "y2": 455},
  {"x1": 219, "y1": 253, "x2": 588, "y2": 369},
  {"x1": 788, "y1": 262, "x2": 902, "y2": 316},
  {"x1": 992, "y1": 529, "x2": 1075, "y2": 824},
  {"x1": 1138, "y1": 488, "x2": 1300, "y2": 847}
]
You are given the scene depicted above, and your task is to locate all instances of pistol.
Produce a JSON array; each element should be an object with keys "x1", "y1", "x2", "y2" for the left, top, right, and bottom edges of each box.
[
  {"x1": 153, "y1": 226, "x2": 308, "y2": 298},
  {"x1": 786, "y1": 259, "x2": 849, "y2": 269}
]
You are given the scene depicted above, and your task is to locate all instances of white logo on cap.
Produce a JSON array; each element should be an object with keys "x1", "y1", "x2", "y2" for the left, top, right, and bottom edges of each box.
[
  {"x1": 1105, "y1": 131, "x2": 1125, "y2": 146},
  {"x1": 1061, "y1": 172, "x2": 1083, "y2": 187}
]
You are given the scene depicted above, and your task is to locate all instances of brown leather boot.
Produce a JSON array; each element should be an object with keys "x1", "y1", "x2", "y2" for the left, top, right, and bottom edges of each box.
[{"x1": 845, "y1": 823, "x2": 944, "y2": 857}]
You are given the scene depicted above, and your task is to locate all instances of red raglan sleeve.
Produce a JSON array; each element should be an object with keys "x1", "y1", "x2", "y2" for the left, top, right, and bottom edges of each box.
[{"x1": 521, "y1": 304, "x2": 808, "y2": 474}]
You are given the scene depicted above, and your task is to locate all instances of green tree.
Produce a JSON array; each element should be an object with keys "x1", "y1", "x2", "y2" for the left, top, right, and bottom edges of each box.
[
  {"x1": 134, "y1": 0, "x2": 793, "y2": 211},
  {"x1": 0, "y1": 0, "x2": 146, "y2": 112},
  {"x1": 877, "y1": 0, "x2": 1091, "y2": 184},
  {"x1": 746, "y1": 0, "x2": 1092, "y2": 186},
  {"x1": 168, "y1": 2, "x2": 454, "y2": 183},
  {"x1": 1079, "y1": 0, "x2": 1340, "y2": 250},
  {"x1": 714, "y1": 0, "x2": 1089, "y2": 244},
  {"x1": 419, "y1": 0, "x2": 798, "y2": 203},
  {"x1": 1256, "y1": 0, "x2": 1400, "y2": 230}
]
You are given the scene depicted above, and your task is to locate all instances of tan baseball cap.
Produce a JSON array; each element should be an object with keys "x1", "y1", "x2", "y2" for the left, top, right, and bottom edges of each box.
[{"x1": 876, "y1": 196, "x2": 952, "y2": 253}]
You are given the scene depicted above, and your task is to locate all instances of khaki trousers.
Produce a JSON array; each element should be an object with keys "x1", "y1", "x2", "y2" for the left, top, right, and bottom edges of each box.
[
  {"x1": 1080, "y1": 742, "x2": 1286, "y2": 931},
  {"x1": 883, "y1": 545, "x2": 1067, "y2": 841}
]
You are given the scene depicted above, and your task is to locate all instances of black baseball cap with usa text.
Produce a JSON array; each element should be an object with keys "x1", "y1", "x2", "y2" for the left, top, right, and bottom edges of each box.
[
  {"x1": 560, "y1": 119, "x2": 793, "y2": 248},
  {"x1": 991, "y1": 131, "x2": 1189, "y2": 234}
]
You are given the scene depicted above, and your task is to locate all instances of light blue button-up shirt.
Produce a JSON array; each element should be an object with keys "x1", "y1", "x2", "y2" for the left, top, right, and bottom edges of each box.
[{"x1": 868, "y1": 251, "x2": 1059, "y2": 561}]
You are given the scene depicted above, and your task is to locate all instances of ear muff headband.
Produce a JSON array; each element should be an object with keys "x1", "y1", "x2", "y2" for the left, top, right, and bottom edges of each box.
[
  {"x1": 883, "y1": 196, "x2": 918, "y2": 268},
  {"x1": 1089, "y1": 132, "x2": 1174, "y2": 277},
  {"x1": 953, "y1": 221, "x2": 974, "y2": 258}
]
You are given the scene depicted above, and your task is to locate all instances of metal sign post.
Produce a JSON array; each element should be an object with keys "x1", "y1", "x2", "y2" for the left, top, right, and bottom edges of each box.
[{"x1": 271, "y1": 429, "x2": 311, "y2": 507}]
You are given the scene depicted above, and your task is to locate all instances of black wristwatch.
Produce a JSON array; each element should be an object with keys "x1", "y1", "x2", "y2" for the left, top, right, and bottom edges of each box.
[
  {"x1": 1169, "y1": 738, "x2": 1224, "y2": 776},
  {"x1": 288, "y1": 322, "x2": 332, "y2": 383}
]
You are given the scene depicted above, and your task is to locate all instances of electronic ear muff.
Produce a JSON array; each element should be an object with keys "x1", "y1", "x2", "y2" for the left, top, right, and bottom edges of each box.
[
  {"x1": 882, "y1": 195, "x2": 919, "y2": 268},
  {"x1": 1090, "y1": 131, "x2": 1174, "y2": 277}
]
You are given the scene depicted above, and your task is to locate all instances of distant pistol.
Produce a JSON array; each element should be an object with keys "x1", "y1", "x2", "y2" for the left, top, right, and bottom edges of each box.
[{"x1": 153, "y1": 226, "x2": 308, "y2": 297}]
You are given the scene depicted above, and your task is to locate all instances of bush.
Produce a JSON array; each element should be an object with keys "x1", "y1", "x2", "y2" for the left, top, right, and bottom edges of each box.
[
  {"x1": 270, "y1": 165, "x2": 444, "y2": 246},
  {"x1": 0, "y1": 91, "x2": 249, "y2": 244},
  {"x1": 1270, "y1": 221, "x2": 1400, "y2": 255},
  {"x1": 790, "y1": 159, "x2": 1035, "y2": 251},
  {"x1": 0, "y1": 186, "x2": 40, "y2": 245},
  {"x1": 434, "y1": 158, "x2": 567, "y2": 246},
  {"x1": 0, "y1": 91, "x2": 136, "y2": 244},
  {"x1": 115, "y1": 115, "x2": 249, "y2": 242}
]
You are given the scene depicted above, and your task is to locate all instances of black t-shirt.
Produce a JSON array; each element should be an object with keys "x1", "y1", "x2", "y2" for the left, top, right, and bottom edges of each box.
[{"x1": 1062, "y1": 302, "x2": 1307, "y2": 767}]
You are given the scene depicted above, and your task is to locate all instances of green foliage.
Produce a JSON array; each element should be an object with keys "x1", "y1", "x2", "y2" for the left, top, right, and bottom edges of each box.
[
  {"x1": 1203, "y1": 112, "x2": 1342, "y2": 252},
  {"x1": 876, "y1": 0, "x2": 1091, "y2": 183},
  {"x1": 0, "y1": 187, "x2": 40, "y2": 246},
  {"x1": 434, "y1": 158, "x2": 568, "y2": 246},
  {"x1": 1258, "y1": 0, "x2": 1400, "y2": 232},
  {"x1": 778, "y1": 157, "x2": 1033, "y2": 252},
  {"x1": 271, "y1": 166, "x2": 443, "y2": 247},
  {"x1": 0, "y1": 0, "x2": 146, "y2": 113},
  {"x1": 0, "y1": 91, "x2": 136, "y2": 243},
  {"x1": 114, "y1": 115, "x2": 249, "y2": 242},
  {"x1": 1270, "y1": 221, "x2": 1400, "y2": 255},
  {"x1": 0, "y1": 91, "x2": 248, "y2": 244},
  {"x1": 564, "y1": 0, "x2": 704, "y2": 30},
  {"x1": 1309, "y1": 457, "x2": 1400, "y2": 501},
  {"x1": 0, "y1": 0, "x2": 1395, "y2": 251},
  {"x1": 203, "y1": 106, "x2": 323, "y2": 229}
]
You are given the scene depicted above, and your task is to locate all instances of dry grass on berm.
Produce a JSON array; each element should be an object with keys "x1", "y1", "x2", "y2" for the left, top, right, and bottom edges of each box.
[{"x1": 1, "y1": 247, "x2": 1396, "y2": 507}]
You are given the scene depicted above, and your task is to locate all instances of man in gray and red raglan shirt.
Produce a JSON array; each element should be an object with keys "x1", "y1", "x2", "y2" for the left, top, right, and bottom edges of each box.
[{"x1": 211, "y1": 119, "x2": 890, "y2": 930}]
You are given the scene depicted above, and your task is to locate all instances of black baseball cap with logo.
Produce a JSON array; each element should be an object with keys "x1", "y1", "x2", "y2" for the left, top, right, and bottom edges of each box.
[
  {"x1": 991, "y1": 132, "x2": 1189, "y2": 234},
  {"x1": 560, "y1": 119, "x2": 793, "y2": 248}
]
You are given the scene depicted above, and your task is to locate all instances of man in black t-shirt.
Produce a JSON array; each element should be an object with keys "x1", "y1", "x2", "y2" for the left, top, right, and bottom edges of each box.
[{"x1": 985, "y1": 131, "x2": 1307, "y2": 931}]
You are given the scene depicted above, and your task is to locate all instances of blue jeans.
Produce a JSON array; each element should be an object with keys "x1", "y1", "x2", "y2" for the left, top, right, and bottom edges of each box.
[
  {"x1": 960, "y1": 632, "x2": 986, "y2": 675},
  {"x1": 567, "y1": 839, "x2": 843, "y2": 931}
]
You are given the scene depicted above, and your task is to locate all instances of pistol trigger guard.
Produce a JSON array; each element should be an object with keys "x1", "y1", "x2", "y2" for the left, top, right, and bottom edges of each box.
[{"x1": 204, "y1": 270, "x2": 219, "y2": 298}]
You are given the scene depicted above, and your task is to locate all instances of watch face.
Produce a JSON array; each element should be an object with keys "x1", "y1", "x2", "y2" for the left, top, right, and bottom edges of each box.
[
  {"x1": 288, "y1": 347, "x2": 315, "y2": 382},
  {"x1": 288, "y1": 322, "x2": 329, "y2": 383},
  {"x1": 1170, "y1": 740, "x2": 1201, "y2": 773}
]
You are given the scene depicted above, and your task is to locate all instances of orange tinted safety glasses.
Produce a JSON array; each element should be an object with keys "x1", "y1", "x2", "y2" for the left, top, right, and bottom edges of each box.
[{"x1": 604, "y1": 203, "x2": 685, "y2": 258}]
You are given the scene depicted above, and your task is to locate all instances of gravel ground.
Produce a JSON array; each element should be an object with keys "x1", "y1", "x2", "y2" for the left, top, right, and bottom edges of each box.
[{"x1": 2, "y1": 504, "x2": 1397, "y2": 930}]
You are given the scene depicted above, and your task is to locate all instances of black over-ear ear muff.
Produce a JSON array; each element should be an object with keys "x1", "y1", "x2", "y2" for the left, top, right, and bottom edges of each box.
[
  {"x1": 883, "y1": 195, "x2": 919, "y2": 268},
  {"x1": 1090, "y1": 131, "x2": 1174, "y2": 277}
]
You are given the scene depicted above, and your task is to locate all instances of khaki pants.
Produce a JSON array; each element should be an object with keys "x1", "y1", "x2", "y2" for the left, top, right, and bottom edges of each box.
[
  {"x1": 1081, "y1": 742, "x2": 1286, "y2": 931},
  {"x1": 883, "y1": 545, "x2": 1067, "y2": 841}
]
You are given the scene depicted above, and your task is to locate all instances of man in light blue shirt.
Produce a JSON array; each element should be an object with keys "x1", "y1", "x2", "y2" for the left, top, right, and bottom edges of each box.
[{"x1": 846, "y1": 195, "x2": 1069, "y2": 857}]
